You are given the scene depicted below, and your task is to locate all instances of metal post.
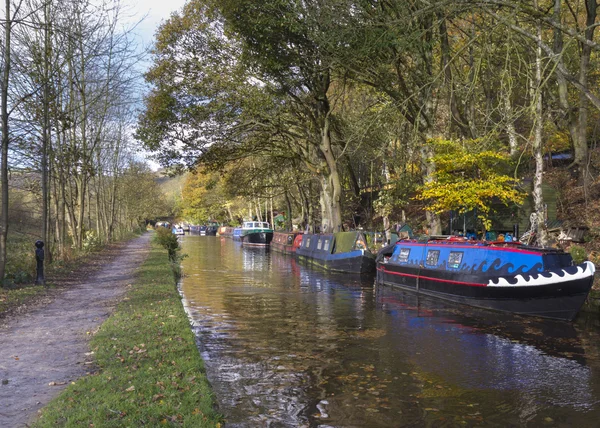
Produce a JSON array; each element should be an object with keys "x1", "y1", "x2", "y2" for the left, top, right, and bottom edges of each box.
[{"x1": 35, "y1": 240, "x2": 45, "y2": 285}]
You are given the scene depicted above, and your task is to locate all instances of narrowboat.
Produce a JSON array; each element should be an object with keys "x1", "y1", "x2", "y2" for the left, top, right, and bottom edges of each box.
[
  {"x1": 376, "y1": 237, "x2": 596, "y2": 321},
  {"x1": 271, "y1": 231, "x2": 303, "y2": 254},
  {"x1": 295, "y1": 231, "x2": 377, "y2": 274},
  {"x1": 232, "y1": 227, "x2": 243, "y2": 241},
  {"x1": 205, "y1": 222, "x2": 219, "y2": 236},
  {"x1": 240, "y1": 221, "x2": 274, "y2": 246}
]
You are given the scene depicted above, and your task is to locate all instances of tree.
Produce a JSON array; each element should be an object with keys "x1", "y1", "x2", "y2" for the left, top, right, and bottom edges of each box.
[
  {"x1": 415, "y1": 138, "x2": 526, "y2": 231},
  {"x1": 137, "y1": 0, "x2": 351, "y2": 232}
]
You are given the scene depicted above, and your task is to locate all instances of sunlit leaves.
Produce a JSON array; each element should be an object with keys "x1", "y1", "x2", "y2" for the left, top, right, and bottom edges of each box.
[{"x1": 415, "y1": 138, "x2": 525, "y2": 230}]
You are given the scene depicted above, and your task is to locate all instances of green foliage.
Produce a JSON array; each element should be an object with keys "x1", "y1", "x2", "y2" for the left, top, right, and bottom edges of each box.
[
  {"x1": 415, "y1": 138, "x2": 526, "y2": 230},
  {"x1": 82, "y1": 230, "x2": 101, "y2": 253},
  {"x1": 3, "y1": 235, "x2": 35, "y2": 286},
  {"x1": 569, "y1": 245, "x2": 588, "y2": 265},
  {"x1": 153, "y1": 227, "x2": 181, "y2": 262}
]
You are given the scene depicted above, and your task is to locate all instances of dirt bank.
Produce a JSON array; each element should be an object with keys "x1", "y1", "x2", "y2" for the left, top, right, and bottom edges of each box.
[{"x1": 0, "y1": 233, "x2": 151, "y2": 427}]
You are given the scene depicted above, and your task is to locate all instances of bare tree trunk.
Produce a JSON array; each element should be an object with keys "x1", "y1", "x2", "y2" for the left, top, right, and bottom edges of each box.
[
  {"x1": 0, "y1": 0, "x2": 13, "y2": 284},
  {"x1": 533, "y1": 0, "x2": 548, "y2": 247},
  {"x1": 285, "y1": 191, "x2": 292, "y2": 231},
  {"x1": 574, "y1": 0, "x2": 597, "y2": 190},
  {"x1": 40, "y1": 0, "x2": 51, "y2": 268}
]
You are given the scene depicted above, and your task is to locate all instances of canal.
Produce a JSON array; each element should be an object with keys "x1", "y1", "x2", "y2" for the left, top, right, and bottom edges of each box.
[{"x1": 179, "y1": 235, "x2": 600, "y2": 427}]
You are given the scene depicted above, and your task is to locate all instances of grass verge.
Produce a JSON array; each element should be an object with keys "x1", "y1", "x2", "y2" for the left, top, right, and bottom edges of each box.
[{"x1": 33, "y1": 242, "x2": 223, "y2": 427}]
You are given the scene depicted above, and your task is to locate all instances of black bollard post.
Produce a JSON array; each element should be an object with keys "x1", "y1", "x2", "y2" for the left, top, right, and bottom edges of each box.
[{"x1": 35, "y1": 240, "x2": 45, "y2": 285}]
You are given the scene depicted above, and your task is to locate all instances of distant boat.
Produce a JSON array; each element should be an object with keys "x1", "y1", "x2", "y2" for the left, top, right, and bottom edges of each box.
[
  {"x1": 232, "y1": 227, "x2": 243, "y2": 241},
  {"x1": 206, "y1": 222, "x2": 219, "y2": 236},
  {"x1": 376, "y1": 237, "x2": 596, "y2": 321},
  {"x1": 240, "y1": 221, "x2": 274, "y2": 247},
  {"x1": 295, "y1": 231, "x2": 377, "y2": 274},
  {"x1": 271, "y1": 231, "x2": 302, "y2": 254}
]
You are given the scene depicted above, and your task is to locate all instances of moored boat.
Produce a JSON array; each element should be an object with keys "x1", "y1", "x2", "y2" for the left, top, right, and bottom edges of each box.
[
  {"x1": 271, "y1": 231, "x2": 303, "y2": 254},
  {"x1": 240, "y1": 221, "x2": 274, "y2": 246},
  {"x1": 376, "y1": 237, "x2": 596, "y2": 321},
  {"x1": 232, "y1": 227, "x2": 243, "y2": 241},
  {"x1": 206, "y1": 222, "x2": 219, "y2": 236},
  {"x1": 295, "y1": 231, "x2": 377, "y2": 274}
]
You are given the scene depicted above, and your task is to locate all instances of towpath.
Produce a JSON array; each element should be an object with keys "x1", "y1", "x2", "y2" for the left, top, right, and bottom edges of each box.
[{"x1": 0, "y1": 233, "x2": 151, "y2": 427}]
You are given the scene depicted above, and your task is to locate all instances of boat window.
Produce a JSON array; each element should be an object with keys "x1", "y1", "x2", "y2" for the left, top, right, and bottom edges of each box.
[
  {"x1": 324, "y1": 240, "x2": 330, "y2": 251},
  {"x1": 448, "y1": 251, "x2": 463, "y2": 269},
  {"x1": 397, "y1": 248, "x2": 410, "y2": 262},
  {"x1": 426, "y1": 250, "x2": 440, "y2": 266},
  {"x1": 317, "y1": 238, "x2": 323, "y2": 250}
]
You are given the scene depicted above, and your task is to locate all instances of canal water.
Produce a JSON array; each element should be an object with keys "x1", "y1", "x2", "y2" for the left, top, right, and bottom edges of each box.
[{"x1": 179, "y1": 235, "x2": 600, "y2": 427}]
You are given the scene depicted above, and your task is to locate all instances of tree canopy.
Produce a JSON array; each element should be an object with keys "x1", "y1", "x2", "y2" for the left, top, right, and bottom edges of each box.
[{"x1": 136, "y1": 0, "x2": 600, "y2": 240}]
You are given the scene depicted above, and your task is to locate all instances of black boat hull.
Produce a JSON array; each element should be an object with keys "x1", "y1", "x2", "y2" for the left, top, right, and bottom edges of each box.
[
  {"x1": 241, "y1": 231, "x2": 274, "y2": 246},
  {"x1": 376, "y1": 262, "x2": 595, "y2": 320},
  {"x1": 297, "y1": 252, "x2": 376, "y2": 274}
]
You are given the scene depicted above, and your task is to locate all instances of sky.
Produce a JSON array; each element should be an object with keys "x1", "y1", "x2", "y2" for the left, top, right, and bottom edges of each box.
[
  {"x1": 124, "y1": 0, "x2": 189, "y2": 51},
  {"x1": 121, "y1": 0, "x2": 189, "y2": 170}
]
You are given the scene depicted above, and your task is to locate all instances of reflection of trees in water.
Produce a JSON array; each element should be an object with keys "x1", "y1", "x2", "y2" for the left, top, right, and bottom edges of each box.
[
  {"x1": 180, "y1": 236, "x2": 600, "y2": 427},
  {"x1": 376, "y1": 286, "x2": 597, "y2": 411}
]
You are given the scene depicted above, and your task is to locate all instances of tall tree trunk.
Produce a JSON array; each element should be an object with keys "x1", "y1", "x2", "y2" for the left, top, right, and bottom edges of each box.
[
  {"x1": 41, "y1": 0, "x2": 52, "y2": 268},
  {"x1": 574, "y1": 0, "x2": 597, "y2": 190},
  {"x1": 319, "y1": 117, "x2": 342, "y2": 232},
  {"x1": 0, "y1": 0, "x2": 12, "y2": 285},
  {"x1": 285, "y1": 191, "x2": 293, "y2": 231},
  {"x1": 533, "y1": 0, "x2": 548, "y2": 247}
]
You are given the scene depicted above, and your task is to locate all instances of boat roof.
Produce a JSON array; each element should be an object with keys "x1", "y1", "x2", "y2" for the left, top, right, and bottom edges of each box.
[{"x1": 396, "y1": 237, "x2": 566, "y2": 254}]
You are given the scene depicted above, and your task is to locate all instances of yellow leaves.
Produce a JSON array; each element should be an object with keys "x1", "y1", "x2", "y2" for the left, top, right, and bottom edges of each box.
[{"x1": 416, "y1": 138, "x2": 525, "y2": 226}]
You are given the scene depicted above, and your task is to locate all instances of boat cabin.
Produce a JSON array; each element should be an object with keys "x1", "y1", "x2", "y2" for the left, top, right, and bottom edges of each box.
[{"x1": 243, "y1": 221, "x2": 271, "y2": 229}]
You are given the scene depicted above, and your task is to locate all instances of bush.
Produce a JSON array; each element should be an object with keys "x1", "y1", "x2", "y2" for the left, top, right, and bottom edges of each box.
[
  {"x1": 82, "y1": 230, "x2": 101, "y2": 252},
  {"x1": 153, "y1": 227, "x2": 181, "y2": 262},
  {"x1": 569, "y1": 245, "x2": 588, "y2": 265}
]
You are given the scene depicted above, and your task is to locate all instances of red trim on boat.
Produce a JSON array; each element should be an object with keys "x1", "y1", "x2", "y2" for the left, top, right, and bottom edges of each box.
[{"x1": 378, "y1": 266, "x2": 488, "y2": 287}]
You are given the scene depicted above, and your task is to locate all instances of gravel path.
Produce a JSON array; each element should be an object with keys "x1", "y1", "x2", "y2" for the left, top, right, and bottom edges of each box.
[{"x1": 0, "y1": 233, "x2": 151, "y2": 427}]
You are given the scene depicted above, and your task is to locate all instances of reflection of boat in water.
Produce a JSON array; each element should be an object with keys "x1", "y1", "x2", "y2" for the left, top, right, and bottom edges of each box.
[
  {"x1": 217, "y1": 226, "x2": 234, "y2": 237},
  {"x1": 376, "y1": 286, "x2": 595, "y2": 408},
  {"x1": 295, "y1": 231, "x2": 377, "y2": 274},
  {"x1": 376, "y1": 237, "x2": 595, "y2": 320}
]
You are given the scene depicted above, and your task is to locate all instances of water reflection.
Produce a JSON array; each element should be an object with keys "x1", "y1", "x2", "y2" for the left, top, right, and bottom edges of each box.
[{"x1": 179, "y1": 236, "x2": 600, "y2": 427}]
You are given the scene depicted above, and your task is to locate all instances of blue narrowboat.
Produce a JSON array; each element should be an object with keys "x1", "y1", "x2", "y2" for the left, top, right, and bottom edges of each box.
[
  {"x1": 232, "y1": 227, "x2": 243, "y2": 241},
  {"x1": 376, "y1": 237, "x2": 596, "y2": 321},
  {"x1": 295, "y1": 231, "x2": 377, "y2": 274}
]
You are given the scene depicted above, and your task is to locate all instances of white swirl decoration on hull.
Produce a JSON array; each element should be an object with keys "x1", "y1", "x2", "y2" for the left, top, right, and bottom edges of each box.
[{"x1": 487, "y1": 261, "x2": 596, "y2": 287}]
